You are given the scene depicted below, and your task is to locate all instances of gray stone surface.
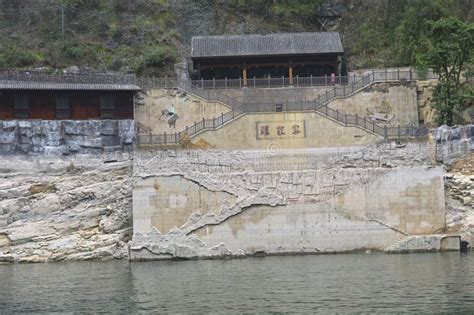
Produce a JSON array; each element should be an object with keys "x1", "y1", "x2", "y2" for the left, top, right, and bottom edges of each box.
[
  {"x1": 436, "y1": 124, "x2": 474, "y2": 163},
  {"x1": 385, "y1": 235, "x2": 460, "y2": 253},
  {"x1": 0, "y1": 120, "x2": 135, "y2": 155},
  {"x1": 0, "y1": 154, "x2": 133, "y2": 262},
  {"x1": 131, "y1": 142, "x2": 448, "y2": 260}
]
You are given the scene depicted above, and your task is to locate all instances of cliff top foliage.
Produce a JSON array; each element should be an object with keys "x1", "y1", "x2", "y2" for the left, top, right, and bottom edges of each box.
[{"x1": 0, "y1": 0, "x2": 472, "y2": 76}]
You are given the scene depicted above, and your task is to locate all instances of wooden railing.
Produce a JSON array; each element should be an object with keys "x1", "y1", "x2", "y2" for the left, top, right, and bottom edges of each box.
[
  {"x1": 138, "y1": 69, "x2": 434, "y2": 145},
  {"x1": 1, "y1": 68, "x2": 439, "y2": 90}
]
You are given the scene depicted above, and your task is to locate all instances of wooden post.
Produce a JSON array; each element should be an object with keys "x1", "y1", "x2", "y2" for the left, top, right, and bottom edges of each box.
[
  {"x1": 202, "y1": 117, "x2": 205, "y2": 129},
  {"x1": 164, "y1": 131, "x2": 167, "y2": 145},
  {"x1": 243, "y1": 69, "x2": 247, "y2": 87},
  {"x1": 325, "y1": 74, "x2": 328, "y2": 86},
  {"x1": 213, "y1": 116, "x2": 215, "y2": 128},
  {"x1": 310, "y1": 75, "x2": 313, "y2": 86},
  {"x1": 239, "y1": 77, "x2": 242, "y2": 89},
  {"x1": 221, "y1": 112, "x2": 224, "y2": 124},
  {"x1": 201, "y1": 78, "x2": 204, "y2": 90},
  {"x1": 282, "y1": 76, "x2": 285, "y2": 87},
  {"x1": 397, "y1": 68, "x2": 400, "y2": 80},
  {"x1": 268, "y1": 76, "x2": 270, "y2": 88},
  {"x1": 213, "y1": 77, "x2": 215, "y2": 89},
  {"x1": 253, "y1": 76, "x2": 256, "y2": 88},
  {"x1": 296, "y1": 75, "x2": 299, "y2": 87},
  {"x1": 225, "y1": 77, "x2": 227, "y2": 89},
  {"x1": 289, "y1": 67, "x2": 293, "y2": 86},
  {"x1": 336, "y1": 109, "x2": 339, "y2": 121}
]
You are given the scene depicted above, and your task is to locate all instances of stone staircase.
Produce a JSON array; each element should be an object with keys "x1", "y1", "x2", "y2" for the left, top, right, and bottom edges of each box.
[{"x1": 137, "y1": 69, "x2": 434, "y2": 145}]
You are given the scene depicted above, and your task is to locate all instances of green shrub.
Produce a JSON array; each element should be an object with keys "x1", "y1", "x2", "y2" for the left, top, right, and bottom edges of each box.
[
  {"x1": 0, "y1": 47, "x2": 42, "y2": 69},
  {"x1": 136, "y1": 46, "x2": 177, "y2": 76}
]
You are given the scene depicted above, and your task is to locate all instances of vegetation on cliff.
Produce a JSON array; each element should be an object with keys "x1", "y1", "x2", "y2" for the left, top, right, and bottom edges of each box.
[
  {"x1": 0, "y1": 0, "x2": 472, "y2": 74},
  {"x1": 415, "y1": 17, "x2": 473, "y2": 125}
]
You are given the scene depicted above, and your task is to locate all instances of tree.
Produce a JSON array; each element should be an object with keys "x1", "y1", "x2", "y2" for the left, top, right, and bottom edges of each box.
[
  {"x1": 395, "y1": 0, "x2": 447, "y2": 66},
  {"x1": 416, "y1": 16, "x2": 474, "y2": 125}
]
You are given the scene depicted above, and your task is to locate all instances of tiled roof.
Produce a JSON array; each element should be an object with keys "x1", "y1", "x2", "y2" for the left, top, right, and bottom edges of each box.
[
  {"x1": 191, "y1": 32, "x2": 344, "y2": 58},
  {"x1": 0, "y1": 81, "x2": 141, "y2": 91}
]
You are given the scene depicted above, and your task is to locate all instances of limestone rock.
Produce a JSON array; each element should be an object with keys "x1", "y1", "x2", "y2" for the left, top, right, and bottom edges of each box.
[
  {"x1": 0, "y1": 155, "x2": 133, "y2": 263},
  {"x1": 0, "y1": 120, "x2": 134, "y2": 155}
]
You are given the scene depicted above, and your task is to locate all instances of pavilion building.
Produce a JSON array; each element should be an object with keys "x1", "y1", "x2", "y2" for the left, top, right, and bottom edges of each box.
[{"x1": 190, "y1": 32, "x2": 344, "y2": 85}]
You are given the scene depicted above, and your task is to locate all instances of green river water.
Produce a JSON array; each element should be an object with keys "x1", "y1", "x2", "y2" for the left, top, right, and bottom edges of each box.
[{"x1": 0, "y1": 252, "x2": 473, "y2": 313}]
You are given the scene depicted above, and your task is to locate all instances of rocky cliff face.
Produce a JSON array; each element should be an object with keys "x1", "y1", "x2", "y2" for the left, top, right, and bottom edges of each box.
[
  {"x1": 0, "y1": 120, "x2": 134, "y2": 155},
  {"x1": 0, "y1": 154, "x2": 132, "y2": 263},
  {"x1": 445, "y1": 154, "x2": 474, "y2": 247}
]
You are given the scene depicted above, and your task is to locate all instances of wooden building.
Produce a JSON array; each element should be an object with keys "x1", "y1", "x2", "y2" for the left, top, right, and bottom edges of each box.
[
  {"x1": 191, "y1": 32, "x2": 344, "y2": 84},
  {"x1": 0, "y1": 79, "x2": 139, "y2": 120}
]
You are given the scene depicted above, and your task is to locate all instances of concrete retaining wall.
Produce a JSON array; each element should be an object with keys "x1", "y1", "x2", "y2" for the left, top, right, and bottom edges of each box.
[
  {"x1": 0, "y1": 120, "x2": 134, "y2": 154},
  {"x1": 130, "y1": 142, "x2": 447, "y2": 260},
  {"x1": 330, "y1": 82, "x2": 419, "y2": 126},
  {"x1": 198, "y1": 86, "x2": 330, "y2": 105},
  {"x1": 194, "y1": 111, "x2": 381, "y2": 150},
  {"x1": 135, "y1": 89, "x2": 229, "y2": 134}
]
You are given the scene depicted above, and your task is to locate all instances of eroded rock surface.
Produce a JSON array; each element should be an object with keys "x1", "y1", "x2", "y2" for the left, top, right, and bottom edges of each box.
[
  {"x1": 445, "y1": 153, "x2": 474, "y2": 247},
  {"x1": 0, "y1": 120, "x2": 134, "y2": 155},
  {"x1": 0, "y1": 154, "x2": 132, "y2": 263},
  {"x1": 131, "y1": 142, "x2": 448, "y2": 260}
]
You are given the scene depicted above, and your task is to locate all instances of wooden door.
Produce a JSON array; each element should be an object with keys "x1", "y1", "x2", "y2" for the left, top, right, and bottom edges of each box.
[
  {"x1": 30, "y1": 93, "x2": 56, "y2": 119},
  {"x1": 71, "y1": 93, "x2": 100, "y2": 119}
]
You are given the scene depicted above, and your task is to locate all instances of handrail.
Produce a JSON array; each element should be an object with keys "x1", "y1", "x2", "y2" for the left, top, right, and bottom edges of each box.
[
  {"x1": 1, "y1": 68, "x2": 438, "y2": 89},
  {"x1": 138, "y1": 69, "x2": 432, "y2": 145},
  {"x1": 136, "y1": 68, "x2": 437, "y2": 90}
]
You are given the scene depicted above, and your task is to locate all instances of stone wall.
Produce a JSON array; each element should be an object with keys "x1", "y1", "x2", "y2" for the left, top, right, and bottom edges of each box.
[
  {"x1": 135, "y1": 89, "x2": 229, "y2": 134},
  {"x1": 0, "y1": 120, "x2": 134, "y2": 155},
  {"x1": 330, "y1": 82, "x2": 419, "y2": 126},
  {"x1": 193, "y1": 111, "x2": 380, "y2": 150},
  {"x1": 198, "y1": 86, "x2": 330, "y2": 106},
  {"x1": 435, "y1": 124, "x2": 474, "y2": 163},
  {"x1": 130, "y1": 142, "x2": 447, "y2": 260}
]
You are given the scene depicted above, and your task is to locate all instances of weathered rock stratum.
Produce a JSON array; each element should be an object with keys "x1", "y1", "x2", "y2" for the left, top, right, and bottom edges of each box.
[{"x1": 0, "y1": 154, "x2": 132, "y2": 263}]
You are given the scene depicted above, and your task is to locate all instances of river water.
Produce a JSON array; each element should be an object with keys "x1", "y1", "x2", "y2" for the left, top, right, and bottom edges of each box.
[{"x1": 0, "y1": 253, "x2": 473, "y2": 313}]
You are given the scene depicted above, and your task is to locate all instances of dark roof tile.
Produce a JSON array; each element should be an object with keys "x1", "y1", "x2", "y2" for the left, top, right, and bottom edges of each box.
[{"x1": 191, "y1": 32, "x2": 344, "y2": 58}]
